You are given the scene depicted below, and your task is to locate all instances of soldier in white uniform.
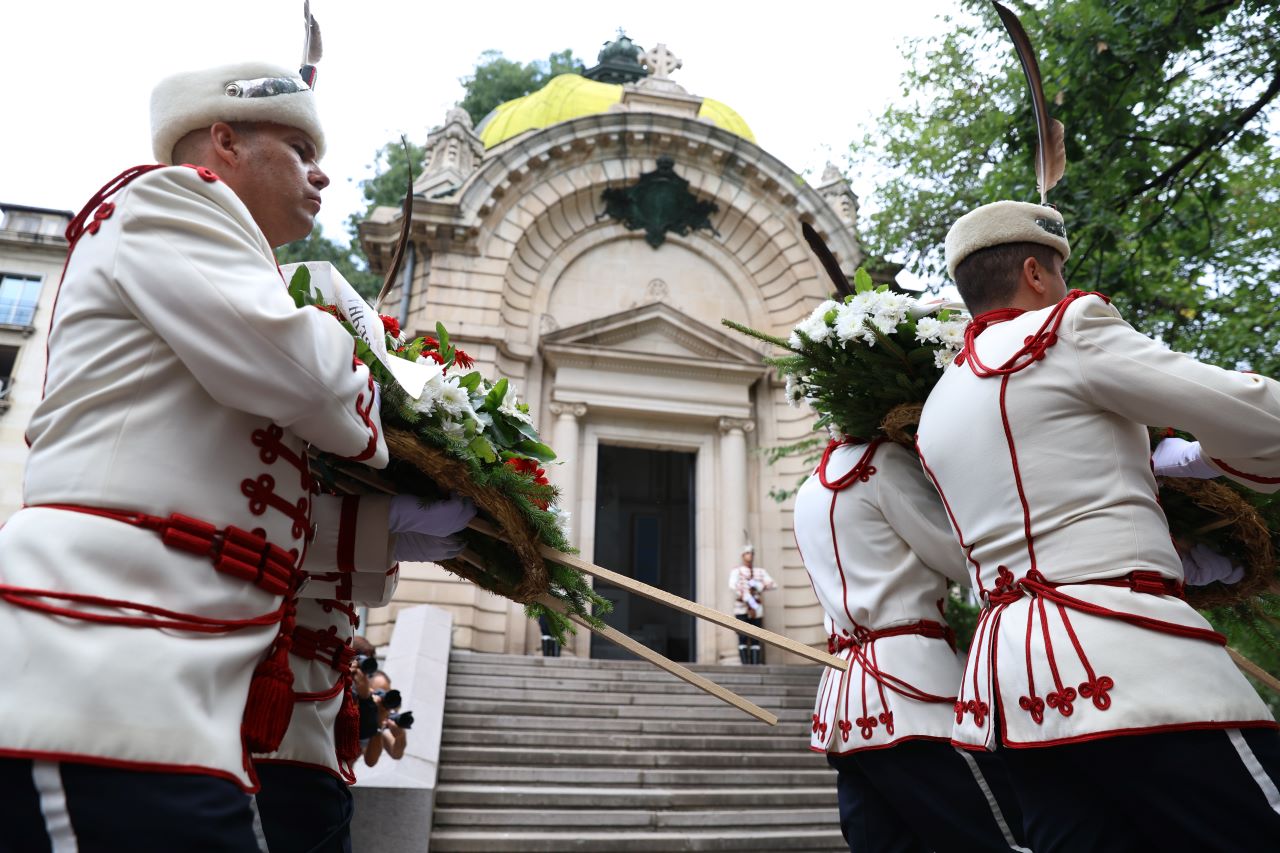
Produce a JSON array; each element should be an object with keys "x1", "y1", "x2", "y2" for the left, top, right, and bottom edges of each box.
[
  {"x1": 728, "y1": 545, "x2": 776, "y2": 664},
  {"x1": 796, "y1": 431, "x2": 1025, "y2": 850},
  {"x1": 0, "y1": 61, "x2": 471, "y2": 852},
  {"x1": 917, "y1": 200, "x2": 1280, "y2": 851}
]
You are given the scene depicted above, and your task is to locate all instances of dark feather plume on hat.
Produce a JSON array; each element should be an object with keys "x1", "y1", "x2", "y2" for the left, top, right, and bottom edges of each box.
[{"x1": 991, "y1": 1, "x2": 1065, "y2": 204}]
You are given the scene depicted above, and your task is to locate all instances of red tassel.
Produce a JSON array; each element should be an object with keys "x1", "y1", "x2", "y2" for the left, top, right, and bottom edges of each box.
[
  {"x1": 244, "y1": 597, "x2": 297, "y2": 754},
  {"x1": 336, "y1": 686, "x2": 361, "y2": 764},
  {"x1": 243, "y1": 641, "x2": 296, "y2": 753}
]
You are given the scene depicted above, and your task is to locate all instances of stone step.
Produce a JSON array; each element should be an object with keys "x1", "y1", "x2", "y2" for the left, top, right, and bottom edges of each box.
[
  {"x1": 447, "y1": 653, "x2": 823, "y2": 681},
  {"x1": 443, "y1": 727, "x2": 811, "y2": 751},
  {"x1": 433, "y1": 784, "x2": 837, "y2": 810},
  {"x1": 428, "y1": 828, "x2": 847, "y2": 852},
  {"x1": 443, "y1": 685, "x2": 815, "y2": 708},
  {"x1": 447, "y1": 672, "x2": 819, "y2": 696},
  {"x1": 444, "y1": 699, "x2": 813, "y2": 723},
  {"x1": 442, "y1": 714, "x2": 812, "y2": 738},
  {"x1": 447, "y1": 660, "x2": 823, "y2": 684},
  {"x1": 440, "y1": 745, "x2": 829, "y2": 769},
  {"x1": 437, "y1": 764, "x2": 834, "y2": 787},
  {"x1": 432, "y1": 806, "x2": 839, "y2": 830}
]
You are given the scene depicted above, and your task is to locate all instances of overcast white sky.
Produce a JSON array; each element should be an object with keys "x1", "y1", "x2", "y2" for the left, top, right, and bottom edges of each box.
[{"x1": 2, "y1": 0, "x2": 963, "y2": 250}]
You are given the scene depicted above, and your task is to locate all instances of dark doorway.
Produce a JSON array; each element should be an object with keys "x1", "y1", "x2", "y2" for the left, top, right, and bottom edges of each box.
[{"x1": 591, "y1": 445, "x2": 696, "y2": 661}]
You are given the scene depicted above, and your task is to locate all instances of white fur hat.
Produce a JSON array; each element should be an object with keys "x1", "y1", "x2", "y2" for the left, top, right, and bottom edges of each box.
[
  {"x1": 944, "y1": 201, "x2": 1070, "y2": 279},
  {"x1": 150, "y1": 61, "x2": 325, "y2": 164}
]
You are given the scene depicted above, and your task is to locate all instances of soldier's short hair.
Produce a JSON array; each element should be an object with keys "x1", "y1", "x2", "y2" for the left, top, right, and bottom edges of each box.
[{"x1": 953, "y1": 241, "x2": 1063, "y2": 315}]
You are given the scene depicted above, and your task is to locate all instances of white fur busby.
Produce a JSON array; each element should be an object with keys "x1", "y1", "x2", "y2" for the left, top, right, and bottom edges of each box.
[
  {"x1": 150, "y1": 61, "x2": 325, "y2": 164},
  {"x1": 944, "y1": 201, "x2": 1070, "y2": 280}
]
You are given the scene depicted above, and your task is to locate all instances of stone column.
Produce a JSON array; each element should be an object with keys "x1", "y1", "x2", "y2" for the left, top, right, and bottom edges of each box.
[
  {"x1": 549, "y1": 403, "x2": 590, "y2": 658},
  {"x1": 718, "y1": 417, "x2": 754, "y2": 661},
  {"x1": 547, "y1": 402, "x2": 587, "y2": 544}
]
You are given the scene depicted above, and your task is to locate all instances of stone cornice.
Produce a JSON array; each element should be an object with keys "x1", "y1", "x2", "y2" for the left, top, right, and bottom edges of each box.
[{"x1": 542, "y1": 342, "x2": 766, "y2": 384}]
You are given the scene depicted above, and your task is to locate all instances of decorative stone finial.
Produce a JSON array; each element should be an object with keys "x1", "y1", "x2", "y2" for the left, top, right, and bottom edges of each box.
[{"x1": 642, "y1": 44, "x2": 682, "y2": 80}]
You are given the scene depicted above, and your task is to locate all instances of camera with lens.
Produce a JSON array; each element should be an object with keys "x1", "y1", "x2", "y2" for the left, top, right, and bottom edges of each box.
[
  {"x1": 373, "y1": 688, "x2": 414, "y2": 730},
  {"x1": 355, "y1": 652, "x2": 378, "y2": 676}
]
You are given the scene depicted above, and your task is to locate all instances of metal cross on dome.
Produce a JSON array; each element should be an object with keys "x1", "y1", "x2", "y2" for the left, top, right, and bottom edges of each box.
[{"x1": 643, "y1": 43, "x2": 682, "y2": 79}]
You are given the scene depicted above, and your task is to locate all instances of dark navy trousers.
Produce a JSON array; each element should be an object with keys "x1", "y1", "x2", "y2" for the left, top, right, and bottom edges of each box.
[
  {"x1": 827, "y1": 739, "x2": 1027, "y2": 852},
  {"x1": 0, "y1": 757, "x2": 261, "y2": 852},
  {"x1": 253, "y1": 763, "x2": 354, "y2": 853},
  {"x1": 997, "y1": 726, "x2": 1280, "y2": 852}
]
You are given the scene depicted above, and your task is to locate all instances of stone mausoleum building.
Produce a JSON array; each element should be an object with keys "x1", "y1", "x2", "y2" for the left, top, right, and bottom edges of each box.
[
  {"x1": 0, "y1": 37, "x2": 866, "y2": 670},
  {"x1": 359, "y1": 35, "x2": 864, "y2": 665}
]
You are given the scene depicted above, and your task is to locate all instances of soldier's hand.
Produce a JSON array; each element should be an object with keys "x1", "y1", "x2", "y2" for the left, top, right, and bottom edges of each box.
[{"x1": 389, "y1": 494, "x2": 477, "y2": 537}]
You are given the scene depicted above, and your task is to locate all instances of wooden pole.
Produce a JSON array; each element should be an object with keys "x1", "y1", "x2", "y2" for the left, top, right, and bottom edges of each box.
[
  {"x1": 535, "y1": 593, "x2": 779, "y2": 726},
  {"x1": 1227, "y1": 646, "x2": 1280, "y2": 695},
  {"x1": 468, "y1": 518, "x2": 848, "y2": 671}
]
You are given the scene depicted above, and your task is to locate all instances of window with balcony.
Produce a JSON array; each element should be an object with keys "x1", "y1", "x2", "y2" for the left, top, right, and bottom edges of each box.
[{"x1": 0, "y1": 273, "x2": 42, "y2": 328}]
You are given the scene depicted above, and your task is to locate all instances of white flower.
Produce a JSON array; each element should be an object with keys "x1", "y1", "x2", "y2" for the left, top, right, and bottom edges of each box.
[
  {"x1": 792, "y1": 300, "x2": 838, "y2": 345},
  {"x1": 870, "y1": 293, "x2": 911, "y2": 334},
  {"x1": 940, "y1": 319, "x2": 967, "y2": 348},
  {"x1": 833, "y1": 303, "x2": 868, "y2": 343},
  {"x1": 498, "y1": 388, "x2": 534, "y2": 424},
  {"x1": 411, "y1": 367, "x2": 446, "y2": 415},
  {"x1": 784, "y1": 374, "x2": 806, "y2": 408},
  {"x1": 934, "y1": 348, "x2": 959, "y2": 369},
  {"x1": 914, "y1": 316, "x2": 943, "y2": 343},
  {"x1": 438, "y1": 377, "x2": 474, "y2": 419}
]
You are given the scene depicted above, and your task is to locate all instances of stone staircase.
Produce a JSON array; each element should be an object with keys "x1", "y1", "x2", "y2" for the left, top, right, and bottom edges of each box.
[{"x1": 429, "y1": 651, "x2": 845, "y2": 852}]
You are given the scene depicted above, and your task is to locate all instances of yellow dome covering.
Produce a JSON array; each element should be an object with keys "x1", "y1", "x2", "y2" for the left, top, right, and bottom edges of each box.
[{"x1": 477, "y1": 73, "x2": 755, "y2": 148}]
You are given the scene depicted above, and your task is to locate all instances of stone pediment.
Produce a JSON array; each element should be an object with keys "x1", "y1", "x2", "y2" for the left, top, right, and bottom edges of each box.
[{"x1": 540, "y1": 302, "x2": 763, "y2": 366}]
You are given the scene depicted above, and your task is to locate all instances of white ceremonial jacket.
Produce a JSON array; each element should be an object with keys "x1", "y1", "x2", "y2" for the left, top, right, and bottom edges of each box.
[
  {"x1": 795, "y1": 440, "x2": 969, "y2": 754},
  {"x1": 0, "y1": 165, "x2": 390, "y2": 790},
  {"x1": 254, "y1": 499, "x2": 400, "y2": 783},
  {"x1": 917, "y1": 290, "x2": 1280, "y2": 750}
]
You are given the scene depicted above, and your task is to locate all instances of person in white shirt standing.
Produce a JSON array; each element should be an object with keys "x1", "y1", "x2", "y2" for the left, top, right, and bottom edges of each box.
[{"x1": 728, "y1": 545, "x2": 776, "y2": 664}]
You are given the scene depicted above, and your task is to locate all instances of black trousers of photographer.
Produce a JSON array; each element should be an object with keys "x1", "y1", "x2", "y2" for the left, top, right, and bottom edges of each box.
[{"x1": 0, "y1": 757, "x2": 263, "y2": 852}]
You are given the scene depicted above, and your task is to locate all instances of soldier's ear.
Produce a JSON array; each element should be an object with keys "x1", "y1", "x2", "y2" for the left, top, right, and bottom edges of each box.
[
  {"x1": 1022, "y1": 256, "x2": 1049, "y2": 296},
  {"x1": 208, "y1": 122, "x2": 243, "y2": 169}
]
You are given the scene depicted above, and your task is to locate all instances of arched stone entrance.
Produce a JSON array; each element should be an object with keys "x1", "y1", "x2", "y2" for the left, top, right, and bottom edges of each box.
[{"x1": 360, "y1": 105, "x2": 862, "y2": 663}]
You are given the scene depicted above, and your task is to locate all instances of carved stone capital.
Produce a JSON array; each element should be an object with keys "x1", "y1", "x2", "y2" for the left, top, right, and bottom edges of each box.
[
  {"x1": 550, "y1": 402, "x2": 588, "y2": 419},
  {"x1": 718, "y1": 417, "x2": 755, "y2": 435}
]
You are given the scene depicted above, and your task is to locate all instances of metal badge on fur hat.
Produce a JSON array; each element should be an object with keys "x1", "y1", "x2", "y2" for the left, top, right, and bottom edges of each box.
[
  {"x1": 945, "y1": 201, "x2": 1070, "y2": 278},
  {"x1": 150, "y1": 58, "x2": 325, "y2": 164}
]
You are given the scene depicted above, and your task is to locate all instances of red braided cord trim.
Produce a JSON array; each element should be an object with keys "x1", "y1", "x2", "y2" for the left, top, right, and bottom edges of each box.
[{"x1": 0, "y1": 584, "x2": 283, "y2": 633}]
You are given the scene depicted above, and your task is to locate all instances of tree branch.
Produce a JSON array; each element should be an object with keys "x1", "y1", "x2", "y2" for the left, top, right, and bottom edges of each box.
[{"x1": 1120, "y1": 65, "x2": 1280, "y2": 204}]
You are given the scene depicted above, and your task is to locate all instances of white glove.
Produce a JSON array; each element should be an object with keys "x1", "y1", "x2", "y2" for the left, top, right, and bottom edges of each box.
[
  {"x1": 743, "y1": 592, "x2": 761, "y2": 612},
  {"x1": 389, "y1": 495, "x2": 477, "y2": 537},
  {"x1": 1179, "y1": 543, "x2": 1245, "y2": 587},
  {"x1": 394, "y1": 532, "x2": 466, "y2": 563},
  {"x1": 747, "y1": 579, "x2": 763, "y2": 593},
  {"x1": 1152, "y1": 437, "x2": 1219, "y2": 479}
]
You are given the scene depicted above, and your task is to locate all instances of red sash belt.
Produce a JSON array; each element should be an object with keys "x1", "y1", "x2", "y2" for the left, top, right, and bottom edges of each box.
[
  {"x1": 828, "y1": 618, "x2": 955, "y2": 654},
  {"x1": 0, "y1": 503, "x2": 296, "y2": 635},
  {"x1": 982, "y1": 569, "x2": 1221, "y2": 645},
  {"x1": 27, "y1": 503, "x2": 299, "y2": 596}
]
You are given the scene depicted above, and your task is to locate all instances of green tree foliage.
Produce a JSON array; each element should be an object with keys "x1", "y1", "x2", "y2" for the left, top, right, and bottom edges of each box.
[
  {"x1": 457, "y1": 48, "x2": 584, "y2": 126},
  {"x1": 274, "y1": 224, "x2": 379, "y2": 299},
  {"x1": 859, "y1": 0, "x2": 1280, "y2": 375}
]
